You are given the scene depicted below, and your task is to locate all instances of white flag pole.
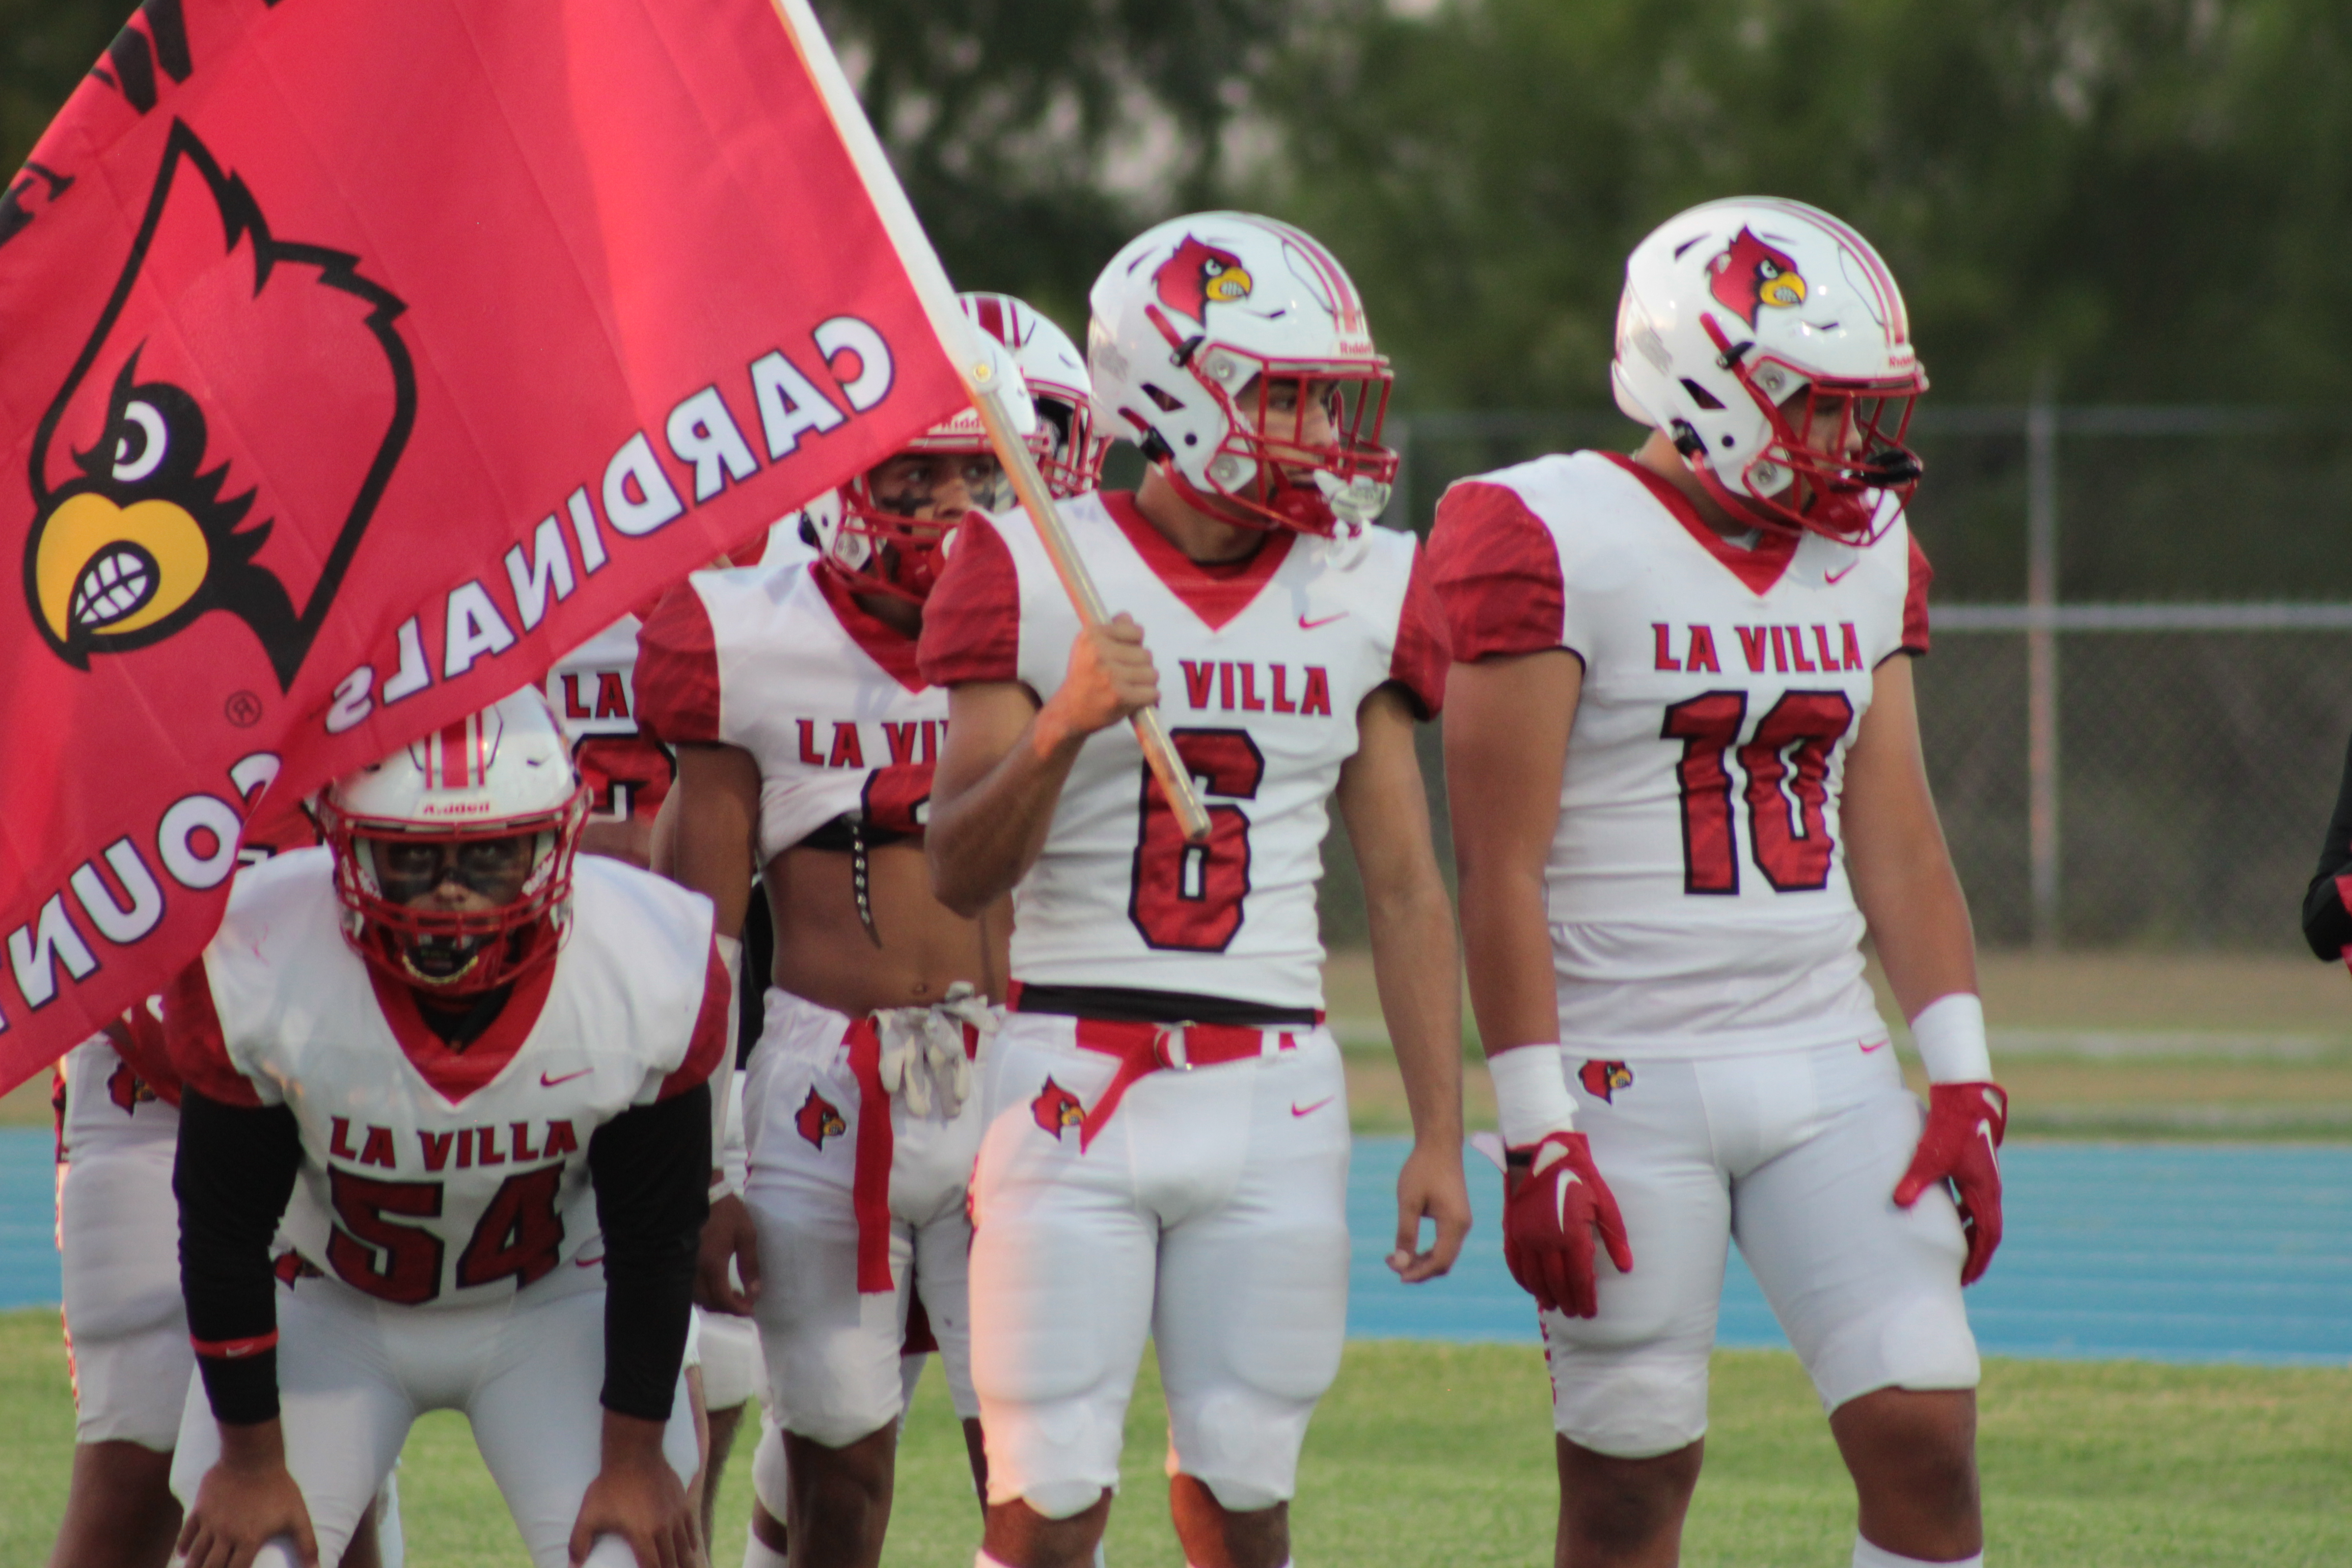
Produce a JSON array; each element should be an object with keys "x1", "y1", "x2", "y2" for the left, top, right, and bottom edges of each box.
[{"x1": 766, "y1": 0, "x2": 1211, "y2": 843}]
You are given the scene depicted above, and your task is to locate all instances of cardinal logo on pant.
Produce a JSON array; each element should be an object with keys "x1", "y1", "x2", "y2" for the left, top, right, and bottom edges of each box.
[
  {"x1": 1031, "y1": 1077, "x2": 1084, "y2": 1138},
  {"x1": 18, "y1": 120, "x2": 414, "y2": 691},
  {"x1": 795, "y1": 1088, "x2": 847, "y2": 1149},
  {"x1": 1578, "y1": 1060, "x2": 1634, "y2": 1103},
  {"x1": 105, "y1": 1060, "x2": 157, "y2": 1114}
]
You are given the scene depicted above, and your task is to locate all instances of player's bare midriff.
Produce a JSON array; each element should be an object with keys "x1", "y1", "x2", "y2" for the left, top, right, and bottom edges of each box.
[{"x1": 762, "y1": 838, "x2": 1003, "y2": 1016}]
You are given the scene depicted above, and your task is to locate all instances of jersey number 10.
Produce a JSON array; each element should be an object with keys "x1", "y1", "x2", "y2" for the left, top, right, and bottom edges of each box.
[{"x1": 1662, "y1": 690, "x2": 1856, "y2": 896}]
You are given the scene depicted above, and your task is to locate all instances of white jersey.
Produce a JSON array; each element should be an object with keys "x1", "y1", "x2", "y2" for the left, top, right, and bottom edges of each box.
[
  {"x1": 57, "y1": 1017, "x2": 177, "y2": 1163},
  {"x1": 636, "y1": 559, "x2": 947, "y2": 863},
  {"x1": 919, "y1": 491, "x2": 1448, "y2": 1010},
  {"x1": 1429, "y1": 450, "x2": 1930, "y2": 1056},
  {"x1": 168, "y1": 849, "x2": 728, "y2": 1309},
  {"x1": 546, "y1": 613, "x2": 676, "y2": 828}
]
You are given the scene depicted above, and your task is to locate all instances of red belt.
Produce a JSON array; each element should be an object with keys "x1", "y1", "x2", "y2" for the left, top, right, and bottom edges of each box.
[
  {"x1": 1068, "y1": 1017, "x2": 1314, "y2": 1152},
  {"x1": 844, "y1": 1013, "x2": 979, "y2": 1295}
]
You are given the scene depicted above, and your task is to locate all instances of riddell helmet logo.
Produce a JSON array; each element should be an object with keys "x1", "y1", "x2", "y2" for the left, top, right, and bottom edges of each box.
[
  {"x1": 1707, "y1": 227, "x2": 1807, "y2": 327},
  {"x1": 795, "y1": 1087, "x2": 847, "y2": 1149},
  {"x1": 20, "y1": 120, "x2": 414, "y2": 692},
  {"x1": 1031, "y1": 1076, "x2": 1083, "y2": 1137},
  {"x1": 1578, "y1": 1060, "x2": 1634, "y2": 1103},
  {"x1": 1154, "y1": 235, "x2": 1253, "y2": 324}
]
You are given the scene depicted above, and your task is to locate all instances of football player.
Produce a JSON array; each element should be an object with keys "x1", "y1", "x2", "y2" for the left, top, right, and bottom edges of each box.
[
  {"x1": 920, "y1": 214, "x2": 1472, "y2": 1568},
  {"x1": 639, "y1": 301, "x2": 1084, "y2": 1568},
  {"x1": 1430, "y1": 197, "x2": 2005, "y2": 1568},
  {"x1": 46, "y1": 801, "x2": 397, "y2": 1568},
  {"x1": 160, "y1": 689, "x2": 727, "y2": 1568}
]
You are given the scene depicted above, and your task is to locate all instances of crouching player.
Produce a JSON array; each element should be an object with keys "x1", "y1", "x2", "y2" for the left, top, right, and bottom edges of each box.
[
  {"x1": 161, "y1": 690, "x2": 727, "y2": 1568},
  {"x1": 924, "y1": 214, "x2": 1471, "y2": 1568},
  {"x1": 1433, "y1": 197, "x2": 2006, "y2": 1568},
  {"x1": 639, "y1": 304, "x2": 1078, "y2": 1568}
]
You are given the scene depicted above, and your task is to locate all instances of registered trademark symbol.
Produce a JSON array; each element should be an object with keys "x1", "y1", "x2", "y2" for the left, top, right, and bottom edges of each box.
[{"x1": 223, "y1": 690, "x2": 263, "y2": 728}]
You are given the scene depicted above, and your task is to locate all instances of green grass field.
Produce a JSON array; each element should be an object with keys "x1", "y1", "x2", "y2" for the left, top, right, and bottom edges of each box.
[{"x1": 4, "y1": 1309, "x2": 2347, "y2": 1567}]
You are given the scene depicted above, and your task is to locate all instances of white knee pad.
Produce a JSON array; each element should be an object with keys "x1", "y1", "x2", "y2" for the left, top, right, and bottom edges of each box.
[
  {"x1": 246, "y1": 1541, "x2": 305, "y2": 1568},
  {"x1": 371, "y1": 1471, "x2": 404, "y2": 1568},
  {"x1": 579, "y1": 1533, "x2": 650, "y2": 1568},
  {"x1": 1197, "y1": 1472, "x2": 1286, "y2": 1513},
  {"x1": 1022, "y1": 1478, "x2": 1110, "y2": 1520},
  {"x1": 751, "y1": 1419, "x2": 791, "y2": 1520}
]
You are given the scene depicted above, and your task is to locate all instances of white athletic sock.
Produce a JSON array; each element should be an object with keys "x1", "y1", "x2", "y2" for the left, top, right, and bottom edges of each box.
[
  {"x1": 742, "y1": 1535, "x2": 790, "y2": 1568},
  {"x1": 1853, "y1": 1537, "x2": 1982, "y2": 1568}
]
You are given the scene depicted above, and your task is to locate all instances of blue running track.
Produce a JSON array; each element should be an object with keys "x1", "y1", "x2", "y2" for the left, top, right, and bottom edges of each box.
[{"x1": 6, "y1": 1130, "x2": 2349, "y2": 1363}]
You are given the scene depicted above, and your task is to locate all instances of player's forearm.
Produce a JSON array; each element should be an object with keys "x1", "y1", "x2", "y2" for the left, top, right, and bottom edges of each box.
[
  {"x1": 589, "y1": 1087, "x2": 710, "y2": 1422},
  {"x1": 1854, "y1": 838, "x2": 1978, "y2": 1020},
  {"x1": 175, "y1": 1090, "x2": 301, "y2": 1425},
  {"x1": 927, "y1": 713, "x2": 1082, "y2": 915},
  {"x1": 1455, "y1": 859, "x2": 1563, "y2": 1056},
  {"x1": 1367, "y1": 878, "x2": 1466, "y2": 1148},
  {"x1": 665, "y1": 744, "x2": 759, "y2": 938}
]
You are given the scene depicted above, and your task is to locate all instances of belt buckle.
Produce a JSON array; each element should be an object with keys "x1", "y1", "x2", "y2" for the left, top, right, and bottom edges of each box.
[{"x1": 1156, "y1": 1022, "x2": 1195, "y2": 1071}]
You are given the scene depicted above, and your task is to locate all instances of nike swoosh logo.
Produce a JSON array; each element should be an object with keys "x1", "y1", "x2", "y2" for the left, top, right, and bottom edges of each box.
[
  {"x1": 1825, "y1": 563, "x2": 1858, "y2": 585},
  {"x1": 1291, "y1": 1096, "x2": 1336, "y2": 1118},
  {"x1": 575, "y1": 1253, "x2": 605, "y2": 1269},
  {"x1": 1860, "y1": 1038, "x2": 1888, "y2": 1053},
  {"x1": 1298, "y1": 612, "x2": 1347, "y2": 630},
  {"x1": 541, "y1": 1068, "x2": 592, "y2": 1087}
]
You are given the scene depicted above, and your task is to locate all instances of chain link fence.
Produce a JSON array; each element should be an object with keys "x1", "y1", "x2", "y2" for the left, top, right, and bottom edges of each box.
[{"x1": 1314, "y1": 406, "x2": 2352, "y2": 953}]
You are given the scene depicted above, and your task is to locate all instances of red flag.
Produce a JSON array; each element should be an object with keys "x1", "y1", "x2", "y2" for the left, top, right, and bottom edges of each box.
[{"x1": 0, "y1": 0, "x2": 977, "y2": 1090}]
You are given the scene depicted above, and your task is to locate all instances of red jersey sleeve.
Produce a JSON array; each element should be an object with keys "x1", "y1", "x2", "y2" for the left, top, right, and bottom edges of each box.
[
  {"x1": 917, "y1": 514, "x2": 1022, "y2": 687},
  {"x1": 657, "y1": 941, "x2": 734, "y2": 1100},
  {"x1": 1427, "y1": 480, "x2": 1568, "y2": 661},
  {"x1": 633, "y1": 583, "x2": 722, "y2": 745},
  {"x1": 1385, "y1": 539, "x2": 1452, "y2": 719},
  {"x1": 1902, "y1": 532, "x2": 1933, "y2": 656},
  {"x1": 163, "y1": 960, "x2": 263, "y2": 1109}
]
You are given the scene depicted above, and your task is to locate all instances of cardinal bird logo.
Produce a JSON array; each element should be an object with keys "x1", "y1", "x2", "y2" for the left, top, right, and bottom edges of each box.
[
  {"x1": 1706, "y1": 227, "x2": 1807, "y2": 328},
  {"x1": 1153, "y1": 235, "x2": 1253, "y2": 325},
  {"x1": 1578, "y1": 1060, "x2": 1634, "y2": 1103},
  {"x1": 1030, "y1": 1076, "x2": 1084, "y2": 1138},
  {"x1": 20, "y1": 120, "x2": 414, "y2": 691},
  {"x1": 105, "y1": 1059, "x2": 156, "y2": 1115},
  {"x1": 795, "y1": 1088, "x2": 848, "y2": 1149}
]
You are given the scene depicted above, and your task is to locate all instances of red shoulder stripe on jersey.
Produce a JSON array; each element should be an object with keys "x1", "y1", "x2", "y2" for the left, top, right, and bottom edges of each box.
[
  {"x1": 633, "y1": 583, "x2": 723, "y2": 745},
  {"x1": 191, "y1": 1329, "x2": 278, "y2": 1359},
  {"x1": 1903, "y1": 533, "x2": 1933, "y2": 656},
  {"x1": 1386, "y1": 539, "x2": 1452, "y2": 718},
  {"x1": 657, "y1": 942, "x2": 734, "y2": 1100},
  {"x1": 1427, "y1": 480, "x2": 1568, "y2": 661},
  {"x1": 162, "y1": 961, "x2": 263, "y2": 1108},
  {"x1": 917, "y1": 513, "x2": 1022, "y2": 687},
  {"x1": 1599, "y1": 451, "x2": 1797, "y2": 596},
  {"x1": 1101, "y1": 491, "x2": 1294, "y2": 630},
  {"x1": 106, "y1": 997, "x2": 183, "y2": 1106},
  {"x1": 370, "y1": 958, "x2": 558, "y2": 1106},
  {"x1": 815, "y1": 563, "x2": 927, "y2": 692}
]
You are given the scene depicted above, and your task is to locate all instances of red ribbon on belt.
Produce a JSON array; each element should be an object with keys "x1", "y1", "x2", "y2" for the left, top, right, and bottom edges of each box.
[
  {"x1": 1069, "y1": 1017, "x2": 1313, "y2": 1152},
  {"x1": 843, "y1": 1012, "x2": 982, "y2": 1294}
]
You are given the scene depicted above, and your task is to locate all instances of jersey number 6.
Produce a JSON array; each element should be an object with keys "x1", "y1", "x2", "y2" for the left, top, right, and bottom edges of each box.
[
  {"x1": 1130, "y1": 727, "x2": 1264, "y2": 951},
  {"x1": 1662, "y1": 689, "x2": 1856, "y2": 896}
]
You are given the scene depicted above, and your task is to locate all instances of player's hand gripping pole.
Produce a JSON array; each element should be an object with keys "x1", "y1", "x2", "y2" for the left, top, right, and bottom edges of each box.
[{"x1": 964, "y1": 357, "x2": 1213, "y2": 844}]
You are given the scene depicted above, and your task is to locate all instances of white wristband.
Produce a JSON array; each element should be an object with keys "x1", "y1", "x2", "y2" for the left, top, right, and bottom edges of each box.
[
  {"x1": 1909, "y1": 992, "x2": 1993, "y2": 1083},
  {"x1": 1487, "y1": 1044, "x2": 1578, "y2": 1148}
]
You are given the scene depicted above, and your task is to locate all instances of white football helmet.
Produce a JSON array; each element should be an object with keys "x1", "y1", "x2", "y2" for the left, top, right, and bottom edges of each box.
[
  {"x1": 1612, "y1": 196, "x2": 1927, "y2": 542},
  {"x1": 960, "y1": 291, "x2": 1108, "y2": 498},
  {"x1": 1087, "y1": 212, "x2": 1395, "y2": 536},
  {"x1": 806, "y1": 330, "x2": 1035, "y2": 602},
  {"x1": 317, "y1": 689, "x2": 587, "y2": 993}
]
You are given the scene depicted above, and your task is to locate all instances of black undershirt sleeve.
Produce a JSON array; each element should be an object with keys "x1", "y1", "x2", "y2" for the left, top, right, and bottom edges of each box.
[
  {"x1": 175, "y1": 1089, "x2": 303, "y2": 1425},
  {"x1": 2303, "y1": 728, "x2": 2352, "y2": 961},
  {"x1": 587, "y1": 1083, "x2": 710, "y2": 1422}
]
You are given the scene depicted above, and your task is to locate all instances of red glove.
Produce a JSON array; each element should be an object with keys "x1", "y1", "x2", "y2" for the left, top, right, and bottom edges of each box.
[
  {"x1": 1893, "y1": 1082, "x2": 2008, "y2": 1286},
  {"x1": 1503, "y1": 1131, "x2": 1633, "y2": 1319}
]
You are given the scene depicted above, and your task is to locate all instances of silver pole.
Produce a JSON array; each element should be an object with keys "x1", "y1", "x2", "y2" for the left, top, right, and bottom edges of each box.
[{"x1": 2025, "y1": 375, "x2": 2061, "y2": 949}]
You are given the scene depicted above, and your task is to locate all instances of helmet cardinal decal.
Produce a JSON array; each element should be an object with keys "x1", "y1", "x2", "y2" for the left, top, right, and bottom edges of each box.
[
  {"x1": 1153, "y1": 235, "x2": 1252, "y2": 325},
  {"x1": 1707, "y1": 227, "x2": 1806, "y2": 327},
  {"x1": 1031, "y1": 1076, "x2": 1083, "y2": 1137},
  {"x1": 1578, "y1": 1059, "x2": 1634, "y2": 1103},
  {"x1": 795, "y1": 1087, "x2": 847, "y2": 1149},
  {"x1": 20, "y1": 119, "x2": 414, "y2": 691}
]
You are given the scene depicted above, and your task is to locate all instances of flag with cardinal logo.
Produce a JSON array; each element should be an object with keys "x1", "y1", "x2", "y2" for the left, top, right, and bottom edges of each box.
[{"x1": 0, "y1": 0, "x2": 977, "y2": 1090}]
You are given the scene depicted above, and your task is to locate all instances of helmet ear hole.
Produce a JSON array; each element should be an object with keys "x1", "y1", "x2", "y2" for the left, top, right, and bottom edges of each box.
[
  {"x1": 1142, "y1": 384, "x2": 1186, "y2": 413},
  {"x1": 1679, "y1": 379, "x2": 1725, "y2": 411}
]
